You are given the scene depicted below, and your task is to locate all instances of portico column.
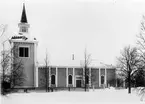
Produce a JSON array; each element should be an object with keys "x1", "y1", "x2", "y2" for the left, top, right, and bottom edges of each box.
[
  {"x1": 73, "y1": 68, "x2": 75, "y2": 87},
  {"x1": 66, "y1": 67, "x2": 68, "y2": 87},
  {"x1": 99, "y1": 68, "x2": 101, "y2": 87},
  {"x1": 105, "y1": 68, "x2": 107, "y2": 87},
  {"x1": 56, "y1": 67, "x2": 58, "y2": 87}
]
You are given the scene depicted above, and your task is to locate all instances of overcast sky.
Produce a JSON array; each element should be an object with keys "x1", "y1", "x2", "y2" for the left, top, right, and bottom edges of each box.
[{"x1": 0, "y1": 0, "x2": 145, "y2": 66}]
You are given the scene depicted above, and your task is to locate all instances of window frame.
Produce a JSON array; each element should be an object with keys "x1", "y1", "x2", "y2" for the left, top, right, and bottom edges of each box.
[{"x1": 18, "y1": 46, "x2": 30, "y2": 58}]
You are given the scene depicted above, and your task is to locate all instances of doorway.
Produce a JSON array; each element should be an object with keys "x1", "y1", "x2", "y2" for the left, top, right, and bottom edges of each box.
[{"x1": 76, "y1": 80, "x2": 81, "y2": 87}]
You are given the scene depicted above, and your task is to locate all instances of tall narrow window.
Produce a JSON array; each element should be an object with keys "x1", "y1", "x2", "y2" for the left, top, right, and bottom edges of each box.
[
  {"x1": 101, "y1": 76, "x2": 104, "y2": 84},
  {"x1": 19, "y1": 47, "x2": 29, "y2": 57},
  {"x1": 68, "y1": 75, "x2": 72, "y2": 84},
  {"x1": 51, "y1": 75, "x2": 55, "y2": 84},
  {"x1": 19, "y1": 47, "x2": 24, "y2": 57},
  {"x1": 25, "y1": 48, "x2": 28, "y2": 57}
]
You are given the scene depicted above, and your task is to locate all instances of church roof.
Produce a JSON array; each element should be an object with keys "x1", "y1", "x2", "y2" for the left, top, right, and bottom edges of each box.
[
  {"x1": 37, "y1": 60, "x2": 116, "y2": 69},
  {"x1": 20, "y1": 3, "x2": 28, "y2": 23}
]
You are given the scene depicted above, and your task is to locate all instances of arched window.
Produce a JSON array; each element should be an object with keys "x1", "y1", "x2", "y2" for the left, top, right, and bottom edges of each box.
[
  {"x1": 101, "y1": 76, "x2": 104, "y2": 84},
  {"x1": 51, "y1": 75, "x2": 55, "y2": 84},
  {"x1": 68, "y1": 75, "x2": 72, "y2": 84},
  {"x1": 86, "y1": 75, "x2": 89, "y2": 84}
]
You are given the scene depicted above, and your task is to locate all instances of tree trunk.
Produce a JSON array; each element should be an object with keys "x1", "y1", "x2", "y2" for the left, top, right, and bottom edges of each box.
[
  {"x1": 128, "y1": 71, "x2": 131, "y2": 94},
  {"x1": 84, "y1": 67, "x2": 87, "y2": 92},
  {"x1": 48, "y1": 68, "x2": 49, "y2": 92},
  {"x1": 45, "y1": 67, "x2": 48, "y2": 92}
]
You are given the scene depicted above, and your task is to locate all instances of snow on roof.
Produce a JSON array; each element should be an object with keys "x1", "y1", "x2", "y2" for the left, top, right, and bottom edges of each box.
[{"x1": 38, "y1": 60, "x2": 116, "y2": 69}]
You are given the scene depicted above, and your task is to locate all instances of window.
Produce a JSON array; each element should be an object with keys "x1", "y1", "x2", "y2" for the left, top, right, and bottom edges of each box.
[
  {"x1": 22, "y1": 28, "x2": 26, "y2": 32},
  {"x1": 51, "y1": 75, "x2": 55, "y2": 84},
  {"x1": 21, "y1": 27, "x2": 27, "y2": 32},
  {"x1": 101, "y1": 76, "x2": 104, "y2": 84},
  {"x1": 19, "y1": 47, "x2": 29, "y2": 57},
  {"x1": 68, "y1": 75, "x2": 72, "y2": 84},
  {"x1": 86, "y1": 75, "x2": 89, "y2": 84}
]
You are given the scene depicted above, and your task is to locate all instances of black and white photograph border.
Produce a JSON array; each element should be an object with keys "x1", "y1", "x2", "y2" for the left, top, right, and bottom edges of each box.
[{"x1": 0, "y1": 0, "x2": 145, "y2": 104}]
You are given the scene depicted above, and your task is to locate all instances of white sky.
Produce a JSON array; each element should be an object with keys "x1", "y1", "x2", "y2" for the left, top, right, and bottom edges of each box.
[{"x1": 0, "y1": 0, "x2": 145, "y2": 66}]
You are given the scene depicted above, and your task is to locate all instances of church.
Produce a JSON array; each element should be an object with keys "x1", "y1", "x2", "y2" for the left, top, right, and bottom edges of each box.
[{"x1": 9, "y1": 3, "x2": 116, "y2": 89}]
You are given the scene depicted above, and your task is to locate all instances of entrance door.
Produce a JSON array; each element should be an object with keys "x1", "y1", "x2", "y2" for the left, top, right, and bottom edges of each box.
[{"x1": 76, "y1": 80, "x2": 81, "y2": 87}]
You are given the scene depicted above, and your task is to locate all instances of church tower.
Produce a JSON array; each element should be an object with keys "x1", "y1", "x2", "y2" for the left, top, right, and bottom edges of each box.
[{"x1": 9, "y1": 3, "x2": 38, "y2": 88}]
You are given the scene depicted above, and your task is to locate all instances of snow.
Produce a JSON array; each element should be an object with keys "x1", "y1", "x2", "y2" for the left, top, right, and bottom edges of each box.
[{"x1": 1, "y1": 88, "x2": 144, "y2": 104}]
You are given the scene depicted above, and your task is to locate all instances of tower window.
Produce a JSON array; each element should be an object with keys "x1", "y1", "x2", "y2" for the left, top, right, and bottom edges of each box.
[
  {"x1": 21, "y1": 27, "x2": 27, "y2": 32},
  {"x1": 19, "y1": 47, "x2": 29, "y2": 57}
]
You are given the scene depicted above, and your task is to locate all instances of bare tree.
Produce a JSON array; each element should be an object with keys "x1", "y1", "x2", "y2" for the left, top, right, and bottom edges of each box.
[
  {"x1": 1, "y1": 43, "x2": 25, "y2": 95},
  {"x1": 81, "y1": 48, "x2": 91, "y2": 91},
  {"x1": 1, "y1": 49, "x2": 11, "y2": 95},
  {"x1": 0, "y1": 24, "x2": 7, "y2": 38},
  {"x1": 0, "y1": 24, "x2": 8, "y2": 95},
  {"x1": 136, "y1": 15, "x2": 145, "y2": 99},
  {"x1": 44, "y1": 49, "x2": 49, "y2": 92},
  {"x1": 10, "y1": 44, "x2": 25, "y2": 88},
  {"x1": 117, "y1": 45, "x2": 140, "y2": 94}
]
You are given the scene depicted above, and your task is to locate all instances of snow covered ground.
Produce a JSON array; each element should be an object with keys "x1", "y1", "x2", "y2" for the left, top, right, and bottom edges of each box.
[{"x1": 1, "y1": 88, "x2": 145, "y2": 104}]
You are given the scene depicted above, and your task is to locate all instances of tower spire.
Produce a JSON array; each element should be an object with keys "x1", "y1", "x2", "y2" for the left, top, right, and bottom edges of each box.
[
  {"x1": 18, "y1": 3, "x2": 30, "y2": 37},
  {"x1": 21, "y1": 3, "x2": 27, "y2": 23}
]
